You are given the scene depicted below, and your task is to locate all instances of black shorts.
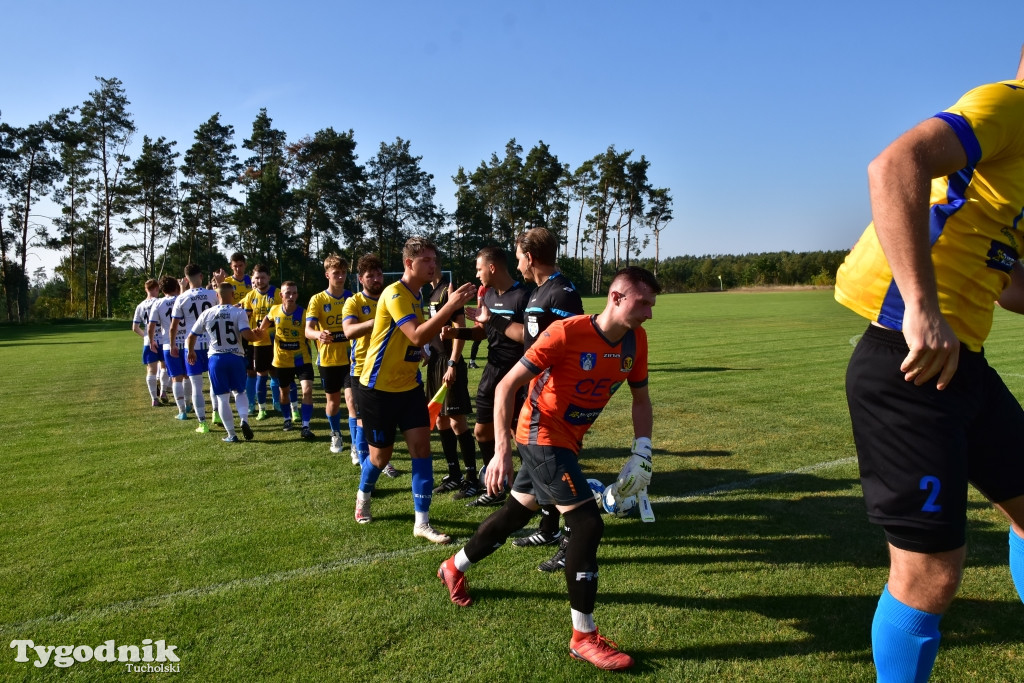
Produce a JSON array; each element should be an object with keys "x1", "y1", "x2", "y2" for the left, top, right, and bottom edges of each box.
[
  {"x1": 351, "y1": 381, "x2": 367, "y2": 419},
  {"x1": 253, "y1": 345, "x2": 274, "y2": 374},
  {"x1": 359, "y1": 385, "x2": 429, "y2": 448},
  {"x1": 245, "y1": 343, "x2": 255, "y2": 373},
  {"x1": 424, "y1": 355, "x2": 472, "y2": 416},
  {"x1": 846, "y1": 324, "x2": 1024, "y2": 552},
  {"x1": 512, "y1": 442, "x2": 593, "y2": 507},
  {"x1": 476, "y1": 361, "x2": 525, "y2": 425},
  {"x1": 319, "y1": 365, "x2": 351, "y2": 394},
  {"x1": 276, "y1": 364, "x2": 314, "y2": 388}
]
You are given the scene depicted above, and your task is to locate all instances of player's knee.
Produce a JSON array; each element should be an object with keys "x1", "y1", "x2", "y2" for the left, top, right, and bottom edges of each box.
[{"x1": 563, "y1": 500, "x2": 604, "y2": 545}]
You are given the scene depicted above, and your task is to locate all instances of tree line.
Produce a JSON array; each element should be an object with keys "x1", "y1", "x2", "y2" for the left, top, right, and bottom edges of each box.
[{"x1": 2, "y1": 75, "x2": 839, "y2": 323}]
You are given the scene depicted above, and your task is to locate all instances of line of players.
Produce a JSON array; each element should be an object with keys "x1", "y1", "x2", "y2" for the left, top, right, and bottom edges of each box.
[{"x1": 131, "y1": 229, "x2": 658, "y2": 670}]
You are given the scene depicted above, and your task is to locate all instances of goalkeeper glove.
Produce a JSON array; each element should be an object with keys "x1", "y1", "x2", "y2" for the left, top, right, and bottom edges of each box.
[{"x1": 615, "y1": 437, "x2": 653, "y2": 497}]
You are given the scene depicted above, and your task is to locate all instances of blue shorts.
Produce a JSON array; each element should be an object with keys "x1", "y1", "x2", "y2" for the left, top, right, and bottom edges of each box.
[
  {"x1": 209, "y1": 353, "x2": 247, "y2": 395},
  {"x1": 142, "y1": 347, "x2": 162, "y2": 365},
  {"x1": 163, "y1": 348, "x2": 187, "y2": 378},
  {"x1": 186, "y1": 348, "x2": 209, "y2": 377}
]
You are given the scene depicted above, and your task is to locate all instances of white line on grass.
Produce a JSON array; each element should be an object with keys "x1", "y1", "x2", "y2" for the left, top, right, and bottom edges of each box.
[{"x1": 0, "y1": 456, "x2": 859, "y2": 632}]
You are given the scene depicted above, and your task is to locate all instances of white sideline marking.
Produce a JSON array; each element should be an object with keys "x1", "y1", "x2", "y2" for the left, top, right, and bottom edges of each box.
[{"x1": 0, "y1": 456, "x2": 859, "y2": 632}]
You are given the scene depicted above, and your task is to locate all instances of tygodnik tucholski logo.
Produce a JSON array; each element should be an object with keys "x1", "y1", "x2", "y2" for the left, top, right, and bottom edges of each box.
[{"x1": 10, "y1": 638, "x2": 180, "y2": 671}]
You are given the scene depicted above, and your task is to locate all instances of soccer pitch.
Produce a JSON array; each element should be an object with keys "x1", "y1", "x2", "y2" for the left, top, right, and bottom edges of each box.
[{"x1": 2, "y1": 289, "x2": 1023, "y2": 681}]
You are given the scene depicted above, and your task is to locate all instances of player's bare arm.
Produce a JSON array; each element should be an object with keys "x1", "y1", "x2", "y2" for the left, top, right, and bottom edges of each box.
[
  {"x1": 147, "y1": 321, "x2": 160, "y2": 353},
  {"x1": 868, "y1": 116, "x2": 967, "y2": 390},
  {"x1": 997, "y1": 261, "x2": 1024, "y2": 314},
  {"x1": 305, "y1": 319, "x2": 330, "y2": 345},
  {"x1": 241, "y1": 327, "x2": 263, "y2": 343},
  {"x1": 630, "y1": 384, "x2": 654, "y2": 440},
  {"x1": 398, "y1": 282, "x2": 476, "y2": 347},
  {"x1": 488, "y1": 362, "x2": 537, "y2": 496},
  {"x1": 342, "y1": 316, "x2": 374, "y2": 341},
  {"x1": 169, "y1": 319, "x2": 182, "y2": 357},
  {"x1": 185, "y1": 332, "x2": 197, "y2": 366}
]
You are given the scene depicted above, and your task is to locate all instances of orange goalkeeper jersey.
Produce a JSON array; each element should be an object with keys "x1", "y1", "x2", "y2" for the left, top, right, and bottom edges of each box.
[{"x1": 516, "y1": 315, "x2": 648, "y2": 453}]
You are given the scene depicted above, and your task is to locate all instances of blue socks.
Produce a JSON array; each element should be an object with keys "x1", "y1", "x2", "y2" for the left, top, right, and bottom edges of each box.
[
  {"x1": 255, "y1": 375, "x2": 268, "y2": 406},
  {"x1": 355, "y1": 424, "x2": 369, "y2": 466},
  {"x1": 245, "y1": 375, "x2": 257, "y2": 406},
  {"x1": 411, "y1": 458, "x2": 434, "y2": 513},
  {"x1": 326, "y1": 411, "x2": 342, "y2": 434},
  {"x1": 1011, "y1": 528, "x2": 1024, "y2": 604},
  {"x1": 289, "y1": 383, "x2": 298, "y2": 403},
  {"x1": 281, "y1": 402, "x2": 292, "y2": 420},
  {"x1": 359, "y1": 460, "x2": 383, "y2": 494},
  {"x1": 269, "y1": 376, "x2": 279, "y2": 403},
  {"x1": 348, "y1": 416, "x2": 358, "y2": 443},
  {"x1": 300, "y1": 403, "x2": 313, "y2": 426},
  {"x1": 872, "y1": 584, "x2": 941, "y2": 683}
]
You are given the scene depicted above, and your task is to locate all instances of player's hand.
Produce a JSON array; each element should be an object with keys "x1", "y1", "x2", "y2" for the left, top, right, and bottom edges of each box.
[
  {"x1": 448, "y1": 282, "x2": 476, "y2": 308},
  {"x1": 488, "y1": 441, "x2": 514, "y2": 495},
  {"x1": 616, "y1": 437, "x2": 653, "y2": 497},
  {"x1": 318, "y1": 330, "x2": 333, "y2": 344},
  {"x1": 170, "y1": 346, "x2": 180, "y2": 358},
  {"x1": 473, "y1": 304, "x2": 491, "y2": 324},
  {"x1": 187, "y1": 350, "x2": 197, "y2": 366},
  {"x1": 443, "y1": 365, "x2": 456, "y2": 386},
  {"x1": 149, "y1": 340, "x2": 159, "y2": 353},
  {"x1": 900, "y1": 306, "x2": 960, "y2": 390}
]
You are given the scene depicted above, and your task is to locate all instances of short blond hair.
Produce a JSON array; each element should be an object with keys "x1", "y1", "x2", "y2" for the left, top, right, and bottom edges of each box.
[{"x1": 323, "y1": 254, "x2": 349, "y2": 272}]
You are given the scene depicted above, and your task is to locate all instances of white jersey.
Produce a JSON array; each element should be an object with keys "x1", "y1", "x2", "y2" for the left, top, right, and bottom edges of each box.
[
  {"x1": 132, "y1": 298, "x2": 158, "y2": 348},
  {"x1": 150, "y1": 296, "x2": 184, "y2": 349},
  {"x1": 172, "y1": 287, "x2": 217, "y2": 350},
  {"x1": 192, "y1": 305, "x2": 251, "y2": 356}
]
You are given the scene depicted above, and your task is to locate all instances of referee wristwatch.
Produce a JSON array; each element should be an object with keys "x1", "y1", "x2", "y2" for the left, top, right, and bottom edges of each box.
[{"x1": 447, "y1": 359, "x2": 457, "y2": 367}]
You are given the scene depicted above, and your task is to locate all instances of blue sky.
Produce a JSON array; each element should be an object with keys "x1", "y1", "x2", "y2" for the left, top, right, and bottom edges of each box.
[{"x1": 4, "y1": 1, "x2": 1024, "y2": 276}]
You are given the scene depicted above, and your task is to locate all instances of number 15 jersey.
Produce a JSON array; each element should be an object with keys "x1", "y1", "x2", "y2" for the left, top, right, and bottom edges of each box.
[{"x1": 191, "y1": 305, "x2": 252, "y2": 356}]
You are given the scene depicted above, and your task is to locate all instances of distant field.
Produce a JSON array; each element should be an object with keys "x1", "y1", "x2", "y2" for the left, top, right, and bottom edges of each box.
[{"x1": 1, "y1": 289, "x2": 1022, "y2": 681}]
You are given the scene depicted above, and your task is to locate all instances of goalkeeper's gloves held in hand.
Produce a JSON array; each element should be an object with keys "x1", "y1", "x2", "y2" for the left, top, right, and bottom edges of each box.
[{"x1": 616, "y1": 437, "x2": 653, "y2": 497}]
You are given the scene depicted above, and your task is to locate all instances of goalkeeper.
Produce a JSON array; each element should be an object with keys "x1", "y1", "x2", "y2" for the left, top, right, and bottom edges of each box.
[{"x1": 437, "y1": 266, "x2": 659, "y2": 672}]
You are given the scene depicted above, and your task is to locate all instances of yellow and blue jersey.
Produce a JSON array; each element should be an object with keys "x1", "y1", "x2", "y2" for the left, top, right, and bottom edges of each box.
[
  {"x1": 240, "y1": 286, "x2": 281, "y2": 347},
  {"x1": 265, "y1": 304, "x2": 310, "y2": 369},
  {"x1": 342, "y1": 291, "x2": 379, "y2": 378},
  {"x1": 836, "y1": 80, "x2": 1024, "y2": 351},
  {"x1": 224, "y1": 274, "x2": 252, "y2": 300},
  {"x1": 359, "y1": 280, "x2": 425, "y2": 392},
  {"x1": 307, "y1": 289, "x2": 353, "y2": 367}
]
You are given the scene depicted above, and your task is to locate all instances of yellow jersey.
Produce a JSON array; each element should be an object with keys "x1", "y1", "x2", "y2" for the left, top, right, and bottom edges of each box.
[
  {"x1": 239, "y1": 286, "x2": 281, "y2": 347},
  {"x1": 836, "y1": 80, "x2": 1024, "y2": 351},
  {"x1": 342, "y1": 291, "x2": 379, "y2": 378},
  {"x1": 359, "y1": 280, "x2": 425, "y2": 392},
  {"x1": 306, "y1": 289, "x2": 353, "y2": 367},
  {"x1": 265, "y1": 303, "x2": 310, "y2": 369},
  {"x1": 224, "y1": 274, "x2": 252, "y2": 300}
]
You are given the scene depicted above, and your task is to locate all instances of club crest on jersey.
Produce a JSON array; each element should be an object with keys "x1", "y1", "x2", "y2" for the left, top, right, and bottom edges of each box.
[
  {"x1": 527, "y1": 319, "x2": 539, "y2": 338},
  {"x1": 621, "y1": 355, "x2": 634, "y2": 371},
  {"x1": 362, "y1": 305, "x2": 371, "y2": 315},
  {"x1": 579, "y1": 352, "x2": 596, "y2": 371},
  {"x1": 323, "y1": 303, "x2": 331, "y2": 312}
]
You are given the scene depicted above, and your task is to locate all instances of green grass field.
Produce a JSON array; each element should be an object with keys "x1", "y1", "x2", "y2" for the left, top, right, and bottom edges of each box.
[{"x1": 2, "y1": 289, "x2": 1023, "y2": 681}]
